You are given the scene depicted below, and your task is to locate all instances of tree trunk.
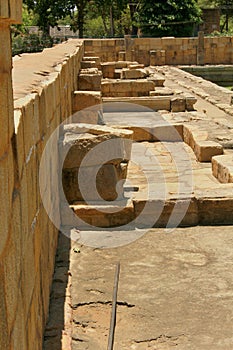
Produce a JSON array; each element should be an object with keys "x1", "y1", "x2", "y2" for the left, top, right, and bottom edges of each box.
[
  {"x1": 129, "y1": 2, "x2": 138, "y2": 36},
  {"x1": 110, "y1": 5, "x2": 114, "y2": 37},
  {"x1": 77, "y1": 0, "x2": 85, "y2": 38}
]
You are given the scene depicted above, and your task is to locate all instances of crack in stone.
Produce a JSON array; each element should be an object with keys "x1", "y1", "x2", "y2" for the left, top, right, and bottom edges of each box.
[
  {"x1": 72, "y1": 300, "x2": 135, "y2": 309},
  {"x1": 134, "y1": 334, "x2": 186, "y2": 344}
]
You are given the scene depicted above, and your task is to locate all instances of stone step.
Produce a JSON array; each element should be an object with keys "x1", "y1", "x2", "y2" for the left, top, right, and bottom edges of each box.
[
  {"x1": 72, "y1": 90, "x2": 102, "y2": 124},
  {"x1": 61, "y1": 195, "x2": 233, "y2": 229},
  {"x1": 183, "y1": 124, "x2": 223, "y2": 162},
  {"x1": 102, "y1": 96, "x2": 171, "y2": 110},
  {"x1": 81, "y1": 61, "x2": 98, "y2": 69},
  {"x1": 101, "y1": 79, "x2": 155, "y2": 97},
  {"x1": 78, "y1": 70, "x2": 102, "y2": 91},
  {"x1": 212, "y1": 154, "x2": 233, "y2": 183},
  {"x1": 70, "y1": 199, "x2": 135, "y2": 228}
]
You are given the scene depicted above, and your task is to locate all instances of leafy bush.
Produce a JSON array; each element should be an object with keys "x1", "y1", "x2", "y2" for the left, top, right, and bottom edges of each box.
[{"x1": 12, "y1": 33, "x2": 54, "y2": 56}]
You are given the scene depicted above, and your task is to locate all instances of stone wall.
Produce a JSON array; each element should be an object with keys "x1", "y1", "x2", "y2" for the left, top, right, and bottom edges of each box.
[
  {"x1": 84, "y1": 36, "x2": 233, "y2": 65},
  {"x1": 0, "y1": 1, "x2": 84, "y2": 346}
]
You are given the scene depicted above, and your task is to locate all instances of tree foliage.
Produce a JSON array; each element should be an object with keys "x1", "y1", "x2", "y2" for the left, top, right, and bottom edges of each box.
[
  {"x1": 24, "y1": 0, "x2": 75, "y2": 33},
  {"x1": 136, "y1": 0, "x2": 202, "y2": 37}
]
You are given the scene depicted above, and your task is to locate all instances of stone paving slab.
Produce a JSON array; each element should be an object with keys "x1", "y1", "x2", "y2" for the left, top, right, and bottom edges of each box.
[{"x1": 70, "y1": 226, "x2": 233, "y2": 350}]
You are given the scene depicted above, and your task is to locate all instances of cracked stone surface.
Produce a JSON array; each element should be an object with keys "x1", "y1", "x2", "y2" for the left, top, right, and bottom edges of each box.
[{"x1": 70, "y1": 226, "x2": 233, "y2": 349}]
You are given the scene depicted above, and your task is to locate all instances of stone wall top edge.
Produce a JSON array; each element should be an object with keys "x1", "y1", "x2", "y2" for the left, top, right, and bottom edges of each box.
[{"x1": 13, "y1": 39, "x2": 84, "y2": 102}]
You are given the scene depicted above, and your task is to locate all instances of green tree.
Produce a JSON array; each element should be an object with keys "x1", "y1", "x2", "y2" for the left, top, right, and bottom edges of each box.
[
  {"x1": 136, "y1": 0, "x2": 202, "y2": 37},
  {"x1": 88, "y1": 0, "x2": 128, "y2": 37},
  {"x1": 24, "y1": 0, "x2": 75, "y2": 34}
]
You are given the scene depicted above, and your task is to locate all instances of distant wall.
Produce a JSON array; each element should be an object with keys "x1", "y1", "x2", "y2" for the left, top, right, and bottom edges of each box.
[
  {"x1": 27, "y1": 25, "x2": 79, "y2": 38},
  {"x1": 84, "y1": 36, "x2": 233, "y2": 65}
]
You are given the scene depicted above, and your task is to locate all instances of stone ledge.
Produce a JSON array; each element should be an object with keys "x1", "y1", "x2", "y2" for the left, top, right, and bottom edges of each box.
[{"x1": 212, "y1": 154, "x2": 233, "y2": 183}]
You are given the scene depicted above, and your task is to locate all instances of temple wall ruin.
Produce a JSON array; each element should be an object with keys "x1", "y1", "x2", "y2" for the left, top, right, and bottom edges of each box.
[
  {"x1": 0, "y1": 2, "x2": 83, "y2": 347},
  {"x1": 0, "y1": 1, "x2": 233, "y2": 347},
  {"x1": 85, "y1": 36, "x2": 233, "y2": 66}
]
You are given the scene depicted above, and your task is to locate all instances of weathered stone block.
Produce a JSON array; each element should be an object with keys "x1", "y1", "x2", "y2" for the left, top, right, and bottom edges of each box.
[
  {"x1": 61, "y1": 124, "x2": 132, "y2": 202},
  {"x1": 61, "y1": 124, "x2": 133, "y2": 168},
  {"x1": 150, "y1": 87, "x2": 174, "y2": 96},
  {"x1": 102, "y1": 96, "x2": 171, "y2": 111},
  {"x1": 150, "y1": 50, "x2": 166, "y2": 66},
  {"x1": 171, "y1": 97, "x2": 186, "y2": 112},
  {"x1": 0, "y1": 146, "x2": 15, "y2": 257},
  {"x1": 78, "y1": 72, "x2": 102, "y2": 91},
  {"x1": 72, "y1": 91, "x2": 102, "y2": 112},
  {"x1": 70, "y1": 199, "x2": 134, "y2": 228},
  {"x1": 81, "y1": 60, "x2": 97, "y2": 69},
  {"x1": 195, "y1": 140, "x2": 223, "y2": 162},
  {"x1": 118, "y1": 51, "x2": 126, "y2": 61},
  {"x1": 120, "y1": 68, "x2": 147, "y2": 79},
  {"x1": 147, "y1": 75, "x2": 165, "y2": 87},
  {"x1": 0, "y1": 71, "x2": 14, "y2": 158},
  {"x1": 198, "y1": 197, "x2": 233, "y2": 224},
  {"x1": 101, "y1": 62, "x2": 116, "y2": 78},
  {"x1": 212, "y1": 155, "x2": 233, "y2": 183},
  {"x1": 63, "y1": 162, "x2": 127, "y2": 202}
]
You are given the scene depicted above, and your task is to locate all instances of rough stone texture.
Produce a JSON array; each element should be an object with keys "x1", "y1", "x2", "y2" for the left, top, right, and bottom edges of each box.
[
  {"x1": 150, "y1": 87, "x2": 174, "y2": 96},
  {"x1": 72, "y1": 91, "x2": 102, "y2": 112},
  {"x1": 1, "y1": 37, "x2": 84, "y2": 350},
  {"x1": 71, "y1": 199, "x2": 134, "y2": 228},
  {"x1": 150, "y1": 49, "x2": 166, "y2": 66},
  {"x1": 120, "y1": 68, "x2": 147, "y2": 79},
  {"x1": 212, "y1": 154, "x2": 233, "y2": 183},
  {"x1": 101, "y1": 62, "x2": 116, "y2": 78},
  {"x1": 171, "y1": 96, "x2": 186, "y2": 112},
  {"x1": 78, "y1": 71, "x2": 102, "y2": 91},
  {"x1": 61, "y1": 124, "x2": 133, "y2": 203},
  {"x1": 0, "y1": 0, "x2": 22, "y2": 22},
  {"x1": 103, "y1": 96, "x2": 172, "y2": 111},
  {"x1": 147, "y1": 74, "x2": 165, "y2": 87},
  {"x1": 69, "y1": 226, "x2": 233, "y2": 349},
  {"x1": 80, "y1": 60, "x2": 97, "y2": 69},
  {"x1": 101, "y1": 79, "x2": 155, "y2": 97},
  {"x1": 72, "y1": 91, "x2": 102, "y2": 124},
  {"x1": 183, "y1": 124, "x2": 223, "y2": 162}
]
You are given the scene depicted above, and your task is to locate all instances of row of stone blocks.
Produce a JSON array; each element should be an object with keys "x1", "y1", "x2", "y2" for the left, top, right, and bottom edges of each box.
[{"x1": 61, "y1": 195, "x2": 233, "y2": 229}]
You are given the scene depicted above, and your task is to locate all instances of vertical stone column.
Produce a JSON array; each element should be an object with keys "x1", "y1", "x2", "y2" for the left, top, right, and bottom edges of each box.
[
  {"x1": 0, "y1": 2, "x2": 22, "y2": 349},
  {"x1": 124, "y1": 35, "x2": 134, "y2": 61},
  {"x1": 197, "y1": 31, "x2": 205, "y2": 65}
]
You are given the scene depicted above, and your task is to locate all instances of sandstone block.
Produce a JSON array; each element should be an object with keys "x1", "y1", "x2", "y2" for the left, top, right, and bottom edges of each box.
[
  {"x1": 61, "y1": 124, "x2": 132, "y2": 202},
  {"x1": 78, "y1": 72, "x2": 102, "y2": 91},
  {"x1": 0, "y1": 70, "x2": 14, "y2": 158},
  {"x1": 150, "y1": 87, "x2": 174, "y2": 96},
  {"x1": 61, "y1": 123, "x2": 133, "y2": 168},
  {"x1": 128, "y1": 64, "x2": 145, "y2": 69},
  {"x1": 212, "y1": 155, "x2": 233, "y2": 183},
  {"x1": 120, "y1": 68, "x2": 147, "y2": 79},
  {"x1": 195, "y1": 140, "x2": 223, "y2": 162},
  {"x1": 0, "y1": 146, "x2": 15, "y2": 257},
  {"x1": 118, "y1": 51, "x2": 126, "y2": 61},
  {"x1": 147, "y1": 75, "x2": 165, "y2": 87},
  {"x1": 171, "y1": 97, "x2": 186, "y2": 112},
  {"x1": 150, "y1": 50, "x2": 166, "y2": 66},
  {"x1": 63, "y1": 162, "x2": 127, "y2": 202},
  {"x1": 101, "y1": 62, "x2": 116, "y2": 78},
  {"x1": 102, "y1": 96, "x2": 171, "y2": 111},
  {"x1": 72, "y1": 91, "x2": 102, "y2": 112},
  {"x1": 70, "y1": 199, "x2": 134, "y2": 228},
  {"x1": 198, "y1": 197, "x2": 233, "y2": 225},
  {"x1": 81, "y1": 60, "x2": 97, "y2": 69}
]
